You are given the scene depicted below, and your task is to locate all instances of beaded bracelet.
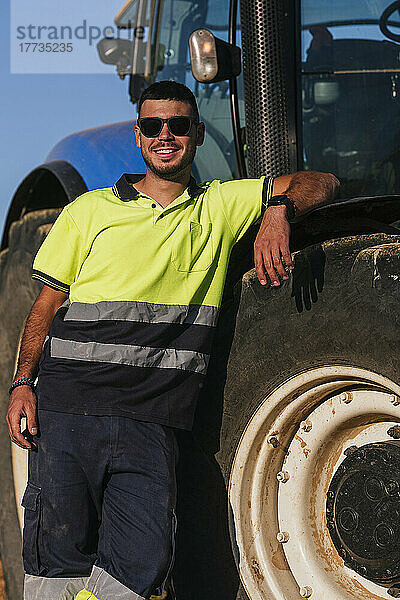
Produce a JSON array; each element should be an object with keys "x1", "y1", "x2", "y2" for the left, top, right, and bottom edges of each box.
[{"x1": 8, "y1": 377, "x2": 35, "y2": 395}]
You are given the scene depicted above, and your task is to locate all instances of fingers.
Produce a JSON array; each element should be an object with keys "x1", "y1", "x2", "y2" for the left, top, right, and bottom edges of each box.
[
  {"x1": 281, "y1": 246, "x2": 294, "y2": 271},
  {"x1": 6, "y1": 407, "x2": 32, "y2": 450},
  {"x1": 255, "y1": 247, "x2": 279, "y2": 286},
  {"x1": 26, "y1": 403, "x2": 38, "y2": 436},
  {"x1": 272, "y1": 250, "x2": 289, "y2": 280},
  {"x1": 6, "y1": 388, "x2": 37, "y2": 450},
  {"x1": 254, "y1": 254, "x2": 268, "y2": 285},
  {"x1": 255, "y1": 244, "x2": 294, "y2": 287}
]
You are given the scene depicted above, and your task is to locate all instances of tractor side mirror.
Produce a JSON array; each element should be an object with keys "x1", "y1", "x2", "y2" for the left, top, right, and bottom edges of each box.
[
  {"x1": 97, "y1": 38, "x2": 134, "y2": 78},
  {"x1": 189, "y1": 29, "x2": 241, "y2": 83}
]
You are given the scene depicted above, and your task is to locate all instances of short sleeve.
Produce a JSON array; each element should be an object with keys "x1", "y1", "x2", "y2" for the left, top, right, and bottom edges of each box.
[
  {"x1": 32, "y1": 207, "x2": 83, "y2": 294},
  {"x1": 217, "y1": 176, "x2": 274, "y2": 242}
]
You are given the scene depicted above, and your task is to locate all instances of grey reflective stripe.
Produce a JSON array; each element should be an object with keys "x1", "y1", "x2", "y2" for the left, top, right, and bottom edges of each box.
[
  {"x1": 50, "y1": 337, "x2": 209, "y2": 374},
  {"x1": 86, "y1": 566, "x2": 146, "y2": 600},
  {"x1": 64, "y1": 300, "x2": 219, "y2": 327},
  {"x1": 24, "y1": 574, "x2": 88, "y2": 600}
]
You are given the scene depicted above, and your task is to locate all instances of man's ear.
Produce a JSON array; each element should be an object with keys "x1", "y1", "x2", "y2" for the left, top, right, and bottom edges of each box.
[
  {"x1": 134, "y1": 123, "x2": 142, "y2": 149},
  {"x1": 196, "y1": 122, "x2": 205, "y2": 146}
]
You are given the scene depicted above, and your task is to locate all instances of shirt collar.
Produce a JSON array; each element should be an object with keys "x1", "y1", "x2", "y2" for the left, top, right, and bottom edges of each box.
[
  {"x1": 113, "y1": 173, "x2": 204, "y2": 202},
  {"x1": 112, "y1": 173, "x2": 142, "y2": 200}
]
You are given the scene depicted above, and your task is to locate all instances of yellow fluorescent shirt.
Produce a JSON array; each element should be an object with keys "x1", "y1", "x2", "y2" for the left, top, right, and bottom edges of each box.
[
  {"x1": 32, "y1": 174, "x2": 273, "y2": 308},
  {"x1": 30, "y1": 173, "x2": 273, "y2": 430}
]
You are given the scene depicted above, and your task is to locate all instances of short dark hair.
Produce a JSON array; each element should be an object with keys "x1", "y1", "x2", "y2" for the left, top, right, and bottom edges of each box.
[{"x1": 137, "y1": 80, "x2": 200, "y2": 121}]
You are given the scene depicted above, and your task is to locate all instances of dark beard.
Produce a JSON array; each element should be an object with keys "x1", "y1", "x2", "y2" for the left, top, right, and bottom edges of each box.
[{"x1": 142, "y1": 144, "x2": 197, "y2": 180}]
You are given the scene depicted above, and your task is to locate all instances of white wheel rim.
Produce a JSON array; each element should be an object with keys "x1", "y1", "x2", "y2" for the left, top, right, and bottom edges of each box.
[
  {"x1": 229, "y1": 366, "x2": 400, "y2": 600},
  {"x1": 11, "y1": 443, "x2": 28, "y2": 532}
]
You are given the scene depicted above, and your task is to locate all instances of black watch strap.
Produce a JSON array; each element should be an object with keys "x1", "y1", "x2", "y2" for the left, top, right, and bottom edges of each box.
[{"x1": 268, "y1": 194, "x2": 297, "y2": 221}]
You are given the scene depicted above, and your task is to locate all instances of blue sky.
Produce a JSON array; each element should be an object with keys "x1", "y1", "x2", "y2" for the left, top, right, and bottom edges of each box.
[{"x1": 1, "y1": 0, "x2": 138, "y2": 232}]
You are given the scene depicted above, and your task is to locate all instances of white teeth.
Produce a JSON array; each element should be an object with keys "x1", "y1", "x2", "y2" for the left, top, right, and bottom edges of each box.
[{"x1": 155, "y1": 149, "x2": 177, "y2": 154}]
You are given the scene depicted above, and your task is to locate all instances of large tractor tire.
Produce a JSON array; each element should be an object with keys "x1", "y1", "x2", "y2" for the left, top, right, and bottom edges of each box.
[
  {"x1": 0, "y1": 209, "x2": 61, "y2": 600},
  {"x1": 1, "y1": 210, "x2": 400, "y2": 600},
  {"x1": 174, "y1": 232, "x2": 400, "y2": 600}
]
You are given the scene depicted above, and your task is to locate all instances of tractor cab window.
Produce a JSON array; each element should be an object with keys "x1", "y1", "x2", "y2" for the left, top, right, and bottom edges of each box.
[
  {"x1": 156, "y1": 0, "x2": 241, "y2": 181},
  {"x1": 301, "y1": 0, "x2": 400, "y2": 198},
  {"x1": 119, "y1": 0, "x2": 239, "y2": 182}
]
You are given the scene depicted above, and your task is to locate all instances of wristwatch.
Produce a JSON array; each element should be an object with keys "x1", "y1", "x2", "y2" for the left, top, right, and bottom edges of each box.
[{"x1": 267, "y1": 194, "x2": 297, "y2": 222}]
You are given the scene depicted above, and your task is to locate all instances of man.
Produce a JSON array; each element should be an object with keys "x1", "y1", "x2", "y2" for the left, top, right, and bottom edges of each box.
[{"x1": 7, "y1": 81, "x2": 339, "y2": 600}]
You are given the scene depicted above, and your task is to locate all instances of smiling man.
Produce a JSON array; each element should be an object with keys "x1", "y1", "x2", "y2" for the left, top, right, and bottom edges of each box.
[
  {"x1": 136, "y1": 103, "x2": 200, "y2": 179},
  {"x1": 7, "y1": 81, "x2": 339, "y2": 600}
]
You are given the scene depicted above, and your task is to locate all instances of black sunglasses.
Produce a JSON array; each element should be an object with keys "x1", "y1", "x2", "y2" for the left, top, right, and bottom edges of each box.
[{"x1": 137, "y1": 116, "x2": 198, "y2": 138}]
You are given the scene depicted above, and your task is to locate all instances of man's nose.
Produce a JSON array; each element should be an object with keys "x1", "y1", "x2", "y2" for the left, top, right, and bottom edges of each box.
[{"x1": 158, "y1": 122, "x2": 174, "y2": 140}]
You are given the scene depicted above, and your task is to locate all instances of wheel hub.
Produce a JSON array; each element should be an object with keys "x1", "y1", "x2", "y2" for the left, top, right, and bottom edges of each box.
[{"x1": 327, "y1": 442, "x2": 400, "y2": 584}]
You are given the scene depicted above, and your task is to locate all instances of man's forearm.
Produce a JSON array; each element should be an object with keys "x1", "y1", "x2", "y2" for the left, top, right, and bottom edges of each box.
[
  {"x1": 8, "y1": 286, "x2": 67, "y2": 449},
  {"x1": 273, "y1": 171, "x2": 340, "y2": 214},
  {"x1": 14, "y1": 300, "x2": 55, "y2": 380},
  {"x1": 13, "y1": 286, "x2": 68, "y2": 381}
]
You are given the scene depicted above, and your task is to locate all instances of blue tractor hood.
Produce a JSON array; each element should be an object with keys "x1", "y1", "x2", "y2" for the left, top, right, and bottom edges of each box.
[
  {"x1": 1, "y1": 120, "x2": 147, "y2": 249},
  {"x1": 46, "y1": 120, "x2": 146, "y2": 191}
]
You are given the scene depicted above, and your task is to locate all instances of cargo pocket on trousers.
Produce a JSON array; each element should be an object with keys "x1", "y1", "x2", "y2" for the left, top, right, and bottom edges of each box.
[{"x1": 21, "y1": 482, "x2": 42, "y2": 574}]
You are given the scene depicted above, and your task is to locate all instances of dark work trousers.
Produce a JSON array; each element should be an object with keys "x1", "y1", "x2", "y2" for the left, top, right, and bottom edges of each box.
[{"x1": 22, "y1": 409, "x2": 178, "y2": 600}]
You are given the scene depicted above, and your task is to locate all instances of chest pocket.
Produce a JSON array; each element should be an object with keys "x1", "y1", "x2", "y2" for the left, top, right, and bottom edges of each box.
[{"x1": 172, "y1": 221, "x2": 213, "y2": 272}]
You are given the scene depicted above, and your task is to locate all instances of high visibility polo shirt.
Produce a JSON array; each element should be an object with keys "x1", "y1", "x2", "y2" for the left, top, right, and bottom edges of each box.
[{"x1": 32, "y1": 173, "x2": 273, "y2": 430}]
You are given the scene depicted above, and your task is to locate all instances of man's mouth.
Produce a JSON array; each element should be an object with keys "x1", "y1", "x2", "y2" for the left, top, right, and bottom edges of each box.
[{"x1": 153, "y1": 147, "x2": 180, "y2": 157}]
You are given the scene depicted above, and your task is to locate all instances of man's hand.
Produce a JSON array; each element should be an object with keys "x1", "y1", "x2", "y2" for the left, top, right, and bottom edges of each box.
[
  {"x1": 254, "y1": 205, "x2": 293, "y2": 286},
  {"x1": 255, "y1": 170, "x2": 340, "y2": 286},
  {"x1": 7, "y1": 386, "x2": 38, "y2": 450}
]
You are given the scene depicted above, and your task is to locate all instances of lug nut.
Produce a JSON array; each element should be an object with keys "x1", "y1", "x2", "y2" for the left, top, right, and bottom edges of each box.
[
  {"x1": 388, "y1": 426, "x2": 400, "y2": 439},
  {"x1": 300, "y1": 420, "x2": 312, "y2": 432},
  {"x1": 277, "y1": 470, "x2": 290, "y2": 483},
  {"x1": 388, "y1": 584, "x2": 400, "y2": 597},
  {"x1": 276, "y1": 531, "x2": 290, "y2": 543},
  {"x1": 391, "y1": 396, "x2": 400, "y2": 406},
  {"x1": 339, "y1": 392, "x2": 352, "y2": 404},
  {"x1": 268, "y1": 435, "x2": 279, "y2": 448},
  {"x1": 299, "y1": 586, "x2": 313, "y2": 598}
]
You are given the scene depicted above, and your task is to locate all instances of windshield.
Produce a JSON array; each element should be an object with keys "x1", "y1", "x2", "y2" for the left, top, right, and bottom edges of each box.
[
  {"x1": 122, "y1": 0, "x2": 240, "y2": 182},
  {"x1": 301, "y1": 0, "x2": 400, "y2": 198},
  {"x1": 157, "y1": 1, "x2": 238, "y2": 181}
]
